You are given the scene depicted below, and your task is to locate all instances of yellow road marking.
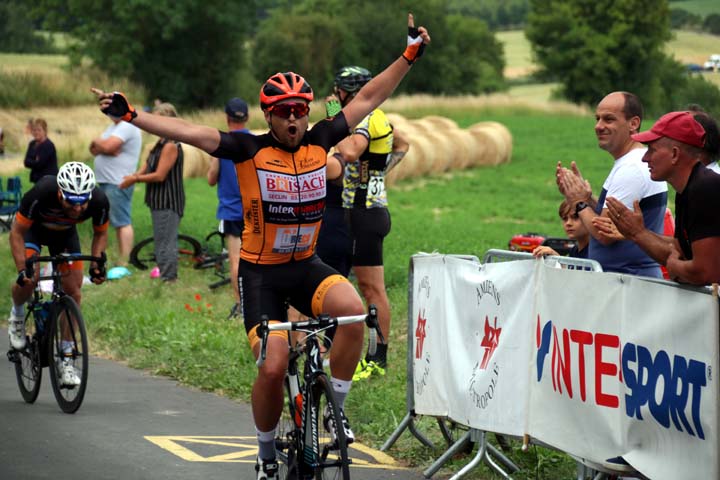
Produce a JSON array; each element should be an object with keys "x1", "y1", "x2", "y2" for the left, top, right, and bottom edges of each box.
[{"x1": 144, "y1": 435, "x2": 409, "y2": 470}]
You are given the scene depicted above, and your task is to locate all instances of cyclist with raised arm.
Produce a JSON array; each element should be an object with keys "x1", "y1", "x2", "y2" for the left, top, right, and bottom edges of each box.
[
  {"x1": 8, "y1": 161, "x2": 109, "y2": 385},
  {"x1": 325, "y1": 65, "x2": 409, "y2": 381},
  {"x1": 92, "y1": 14, "x2": 430, "y2": 479}
]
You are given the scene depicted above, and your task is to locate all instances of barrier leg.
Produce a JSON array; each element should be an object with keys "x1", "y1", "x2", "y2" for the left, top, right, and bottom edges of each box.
[
  {"x1": 486, "y1": 443, "x2": 520, "y2": 474},
  {"x1": 423, "y1": 430, "x2": 471, "y2": 478},
  {"x1": 381, "y1": 411, "x2": 435, "y2": 452},
  {"x1": 448, "y1": 430, "x2": 489, "y2": 480}
]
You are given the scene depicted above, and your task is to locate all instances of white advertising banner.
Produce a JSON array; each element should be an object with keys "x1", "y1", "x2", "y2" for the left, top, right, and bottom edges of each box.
[
  {"x1": 411, "y1": 255, "x2": 534, "y2": 435},
  {"x1": 409, "y1": 255, "x2": 719, "y2": 480},
  {"x1": 529, "y1": 265, "x2": 719, "y2": 480}
]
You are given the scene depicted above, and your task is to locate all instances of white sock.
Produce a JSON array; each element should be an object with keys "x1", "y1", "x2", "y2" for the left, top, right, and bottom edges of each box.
[
  {"x1": 256, "y1": 426, "x2": 276, "y2": 460},
  {"x1": 330, "y1": 377, "x2": 352, "y2": 409},
  {"x1": 11, "y1": 304, "x2": 24, "y2": 317}
]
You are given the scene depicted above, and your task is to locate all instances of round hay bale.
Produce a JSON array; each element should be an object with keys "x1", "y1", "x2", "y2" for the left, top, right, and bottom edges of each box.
[
  {"x1": 422, "y1": 129, "x2": 456, "y2": 174},
  {"x1": 182, "y1": 143, "x2": 211, "y2": 178},
  {"x1": 442, "y1": 128, "x2": 475, "y2": 170},
  {"x1": 397, "y1": 132, "x2": 433, "y2": 180},
  {"x1": 385, "y1": 112, "x2": 410, "y2": 131},
  {"x1": 470, "y1": 121, "x2": 512, "y2": 165},
  {"x1": 416, "y1": 115, "x2": 458, "y2": 131},
  {"x1": 467, "y1": 124, "x2": 501, "y2": 167}
]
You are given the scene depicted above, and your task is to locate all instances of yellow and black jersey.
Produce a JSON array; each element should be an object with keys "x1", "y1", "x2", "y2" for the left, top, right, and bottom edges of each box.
[
  {"x1": 342, "y1": 109, "x2": 393, "y2": 209},
  {"x1": 212, "y1": 114, "x2": 350, "y2": 265}
]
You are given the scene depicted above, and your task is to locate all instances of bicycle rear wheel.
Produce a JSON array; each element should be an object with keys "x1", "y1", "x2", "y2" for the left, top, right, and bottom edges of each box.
[
  {"x1": 12, "y1": 311, "x2": 42, "y2": 403},
  {"x1": 309, "y1": 375, "x2": 351, "y2": 480},
  {"x1": 129, "y1": 234, "x2": 202, "y2": 270},
  {"x1": 47, "y1": 296, "x2": 88, "y2": 414}
]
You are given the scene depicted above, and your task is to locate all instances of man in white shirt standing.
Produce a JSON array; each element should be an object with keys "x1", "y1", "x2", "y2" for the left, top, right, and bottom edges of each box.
[
  {"x1": 90, "y1": 115, "x2": 142, "y2": 265},
  {"x1": 556, "y1": 91, "x2": 668, "y2": 278}
]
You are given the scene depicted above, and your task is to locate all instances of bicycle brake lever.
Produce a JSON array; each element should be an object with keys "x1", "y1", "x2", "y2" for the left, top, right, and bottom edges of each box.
[{"x1": 256, "y1": 316, "x2": 270, "y2": 367}]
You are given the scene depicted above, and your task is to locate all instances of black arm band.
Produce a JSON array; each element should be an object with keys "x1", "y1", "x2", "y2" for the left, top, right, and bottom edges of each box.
[{"x1": 332, "y1": 152, "x2": 346, "y2": 171}]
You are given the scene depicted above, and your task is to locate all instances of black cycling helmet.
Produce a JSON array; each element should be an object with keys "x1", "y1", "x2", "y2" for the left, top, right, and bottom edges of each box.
[
  {"x1": 260, "y1": 72, "x2": 314, "y2": 110},
  {"x1": 334, "y1": 66, "x2": 373, "y2": 94}
]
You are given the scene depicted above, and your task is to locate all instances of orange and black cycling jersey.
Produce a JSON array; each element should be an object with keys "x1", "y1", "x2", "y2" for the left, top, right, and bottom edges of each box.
[
  {"x1": 15, "y1": 175, "x2": 110, "y2": 233},
  {"x1": 211, "y1": 113, "x2": 350, "y2": 265}
]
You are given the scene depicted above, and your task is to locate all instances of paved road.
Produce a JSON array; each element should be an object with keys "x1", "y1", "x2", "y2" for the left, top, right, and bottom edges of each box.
[{"x1": 0, "y1": 328, "x2": 424, "y2": 479}]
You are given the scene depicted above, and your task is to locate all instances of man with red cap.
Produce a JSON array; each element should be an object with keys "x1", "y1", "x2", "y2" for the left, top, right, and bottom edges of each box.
[{"x1": 604, "y1": 110, "x2": 720, "y2": 285}]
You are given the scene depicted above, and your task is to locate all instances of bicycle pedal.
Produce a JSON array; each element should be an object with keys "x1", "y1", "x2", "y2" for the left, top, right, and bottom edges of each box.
[{"x1": 7, "y1": 349, "x2": 19, "y2": 363}]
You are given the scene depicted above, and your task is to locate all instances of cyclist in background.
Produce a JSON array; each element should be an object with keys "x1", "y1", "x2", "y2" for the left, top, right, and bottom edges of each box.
[
  {"x1": 92, "y1": 14, "x2": 429, "y2": 479},
  {"x1": 327, "y1": 65, "x2": 410, "y2": 380},
  {"x1": 8, "y1": 161, "x2": 109, "y2": 385}
]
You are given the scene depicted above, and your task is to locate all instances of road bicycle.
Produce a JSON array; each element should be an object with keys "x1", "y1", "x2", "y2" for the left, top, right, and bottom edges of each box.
[
  {"x1": 6, "y1": 252, "x2": 105, "y2": 414},
  {"x1": 129, "y1": 230, "x2": 230, "y2": 289},
  {"x1": 256, "y1": 305, "x2": 383, "y2": 480},
  {"x1": 129, "y1": 233, "x2": 202, "y2": 270}
]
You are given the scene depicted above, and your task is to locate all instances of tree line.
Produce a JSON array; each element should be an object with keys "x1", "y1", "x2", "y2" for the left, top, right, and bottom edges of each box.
[{"x1": 2, "y1": 0, "x2": 719, "y2": 116}]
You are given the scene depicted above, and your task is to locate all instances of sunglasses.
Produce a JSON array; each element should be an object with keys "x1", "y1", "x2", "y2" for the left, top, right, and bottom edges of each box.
[
  {"x1": 61, "y1": 190, "x2": 91, "y2": 206},
  {"x1": 269, "y1": 102, "x2": 309, "y2": 119}
]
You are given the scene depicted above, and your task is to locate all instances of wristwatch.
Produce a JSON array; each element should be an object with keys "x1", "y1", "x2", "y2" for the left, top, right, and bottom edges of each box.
[{"x1": 575, "y1": 201, "x2": 589, "y2": 215}]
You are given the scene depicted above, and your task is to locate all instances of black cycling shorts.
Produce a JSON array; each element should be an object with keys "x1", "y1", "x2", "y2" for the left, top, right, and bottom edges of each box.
[
  {"x1": 240, "y1": 255, "x2": 349, "y2": 334},
  {"x1": 221, "y1": 219, "x2": 244, "y2": 237},
  {"x1": 350, "y1": 207, "x2": 391, "y2": 267},
  {"x1": 24, "y1": 225, "x2": 81, "y2": 256},
  {"x1": 315, "y1": 206, "x2": 352, "y2": 278}
]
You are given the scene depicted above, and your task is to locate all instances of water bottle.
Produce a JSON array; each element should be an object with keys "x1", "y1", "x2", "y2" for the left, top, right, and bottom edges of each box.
[{"x1": 35, "y1": 301, "x2": 50, "y2": 335}]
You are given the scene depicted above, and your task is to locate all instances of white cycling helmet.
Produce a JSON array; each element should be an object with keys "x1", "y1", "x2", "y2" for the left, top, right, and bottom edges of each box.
[{"x1": 57, "y1": 162, "x2": 95, "y2": 204}]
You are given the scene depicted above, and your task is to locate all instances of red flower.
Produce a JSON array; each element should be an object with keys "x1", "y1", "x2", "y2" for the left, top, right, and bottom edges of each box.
[{"x1": 195, "y1": 293, "x2": 202, "y2": 301}]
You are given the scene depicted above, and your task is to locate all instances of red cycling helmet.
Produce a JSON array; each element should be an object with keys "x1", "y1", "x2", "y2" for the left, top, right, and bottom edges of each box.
[{"x1": 260, "y1": 72, "x2": 314, "y2": 110}]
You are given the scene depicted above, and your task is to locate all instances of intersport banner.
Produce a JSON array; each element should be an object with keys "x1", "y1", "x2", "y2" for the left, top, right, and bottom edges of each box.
[
  {"x1": 409, "y1": 254, "x2": 719, "y2": 480},
  {"x1": 411, "y1": 254, "x2": 534, "y2": 436},
  {"x1": 530, "y1": 263, "x2": 719, "y2": 480}
]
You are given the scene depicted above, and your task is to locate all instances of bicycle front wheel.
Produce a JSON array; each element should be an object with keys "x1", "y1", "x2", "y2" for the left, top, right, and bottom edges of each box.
[
  {"x1": 276, "y1": 376, "x2": 300, "y2": 479},
  {"x1": 309, "y1": 375, "x2": 351, "y2": 480},
  {"x1": 47, "y1": 296, "x2": 88, "y2": 414},
  {"x1": 12, "y1": 311, "x2": 42, "y2": 403}
]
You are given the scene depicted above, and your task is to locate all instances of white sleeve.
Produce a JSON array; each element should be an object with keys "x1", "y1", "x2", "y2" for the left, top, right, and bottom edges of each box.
[{"x1": 603, "y1": 163, "x2": 647, "y2": 209}]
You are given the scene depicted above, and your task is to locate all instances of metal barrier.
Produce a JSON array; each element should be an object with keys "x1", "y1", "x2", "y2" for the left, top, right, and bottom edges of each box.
[{"x1": 482, "y1": 248, "x2": 603, "y2": 272}]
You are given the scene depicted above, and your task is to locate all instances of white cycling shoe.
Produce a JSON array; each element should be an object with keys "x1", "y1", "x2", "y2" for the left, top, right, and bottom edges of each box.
[
  {"x1": 60, "y1": 358, "x2": 81, "y2": 387},
  {"x1": 8, "y1": 312, "x2": 26, "y2": 350}
]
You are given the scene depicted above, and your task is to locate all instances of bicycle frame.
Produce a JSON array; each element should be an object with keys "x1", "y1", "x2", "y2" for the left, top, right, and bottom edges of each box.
[{"x1": 256, "y1": 306, "x2": 381, "y2": 479}]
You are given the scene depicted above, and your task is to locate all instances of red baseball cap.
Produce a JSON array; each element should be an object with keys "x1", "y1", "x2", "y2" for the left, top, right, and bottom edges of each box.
[{"x1": 632, "y1": 111, "x2": 706, "y2": 148}]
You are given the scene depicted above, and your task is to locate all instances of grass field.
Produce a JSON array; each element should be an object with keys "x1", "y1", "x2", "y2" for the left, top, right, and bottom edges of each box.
[
  {"x1": 497, "y1": 29, "x2": 720, "y2": 88},
  {"x1": 669, "y1": 0, "x2": 720, "y2": 17}
]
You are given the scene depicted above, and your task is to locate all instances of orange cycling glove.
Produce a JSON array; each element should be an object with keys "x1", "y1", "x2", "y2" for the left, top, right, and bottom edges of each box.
[
  {"x1": 402, "y1": 26, "x2": 425, "y2": 65},
  {"x1": 102, "y1": 92, "x2": 137, "y2": 122}
]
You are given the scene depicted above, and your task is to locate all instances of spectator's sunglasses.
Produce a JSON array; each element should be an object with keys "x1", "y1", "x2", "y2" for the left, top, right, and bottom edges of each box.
[{"x1": 268, "y1": 102, "x2": 310, "y2": 119}]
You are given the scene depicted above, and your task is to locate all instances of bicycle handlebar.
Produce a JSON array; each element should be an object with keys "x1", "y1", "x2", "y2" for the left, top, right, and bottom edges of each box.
[
  {"x1": 25, "y1": 252, "x2": 107, "y2": 279},
  {"x1": 256, "y1": 305, "x2": 382, "y2": 367}
]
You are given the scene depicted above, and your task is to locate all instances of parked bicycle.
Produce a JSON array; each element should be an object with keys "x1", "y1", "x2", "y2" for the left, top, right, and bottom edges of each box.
[
  {"x1": 256, "y1": 305, "x2": 383, "y2": 480},
  {"x1": 129, "y1": 230, "x2": 230, "y2": 289},
  {"x1": 6, "y1": 252, "x2": 105, "y2": 414}
]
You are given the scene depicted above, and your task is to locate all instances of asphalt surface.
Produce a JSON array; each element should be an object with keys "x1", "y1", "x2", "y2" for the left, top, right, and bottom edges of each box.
[{"x1": 0, "y1": 328, "x2": 424, "y2": 480}]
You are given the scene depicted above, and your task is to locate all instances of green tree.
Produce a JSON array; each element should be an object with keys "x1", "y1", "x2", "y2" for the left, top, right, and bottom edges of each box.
[
  {"x1": 251, "y1": 11, "x2": 361, "y2": 96},
  {"x1": 0, "y1": 0, "x2": 55, "y2": 53},
  {"x1": 37, "y1": 0, "x2": 256, "y2": 108},
  {"x1": 704, "y1": 14, "x2": 720, "y2": 35},
  {"x1": 526, "y1": 0, "x2": 674, "y2": 113}
]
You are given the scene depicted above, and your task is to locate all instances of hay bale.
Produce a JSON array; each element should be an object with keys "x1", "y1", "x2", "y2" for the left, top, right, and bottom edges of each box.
[
  {"x1": 182, "y1": 143, "x2": 211, "y2": 178},
  {"x1": 467, "y1": 124, "x2": 501, "y2": 167},
  {"x1": 442, "y1": 128, "x2": 476, "y2": 170},
  {"x1": 416, "y1": 115, "x2": 458, "y2": 131},
  {"x1": 470, "y1": 121, "x2": 513, "y2": 165}
]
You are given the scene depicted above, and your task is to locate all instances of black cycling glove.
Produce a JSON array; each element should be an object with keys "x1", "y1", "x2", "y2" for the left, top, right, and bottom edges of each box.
[
  {"x1": 102, "y1": 92, "x2": 137, "y2": 122},
  {"x1": 402, "y1": 26, "x2": 426, "y2": 65}
]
